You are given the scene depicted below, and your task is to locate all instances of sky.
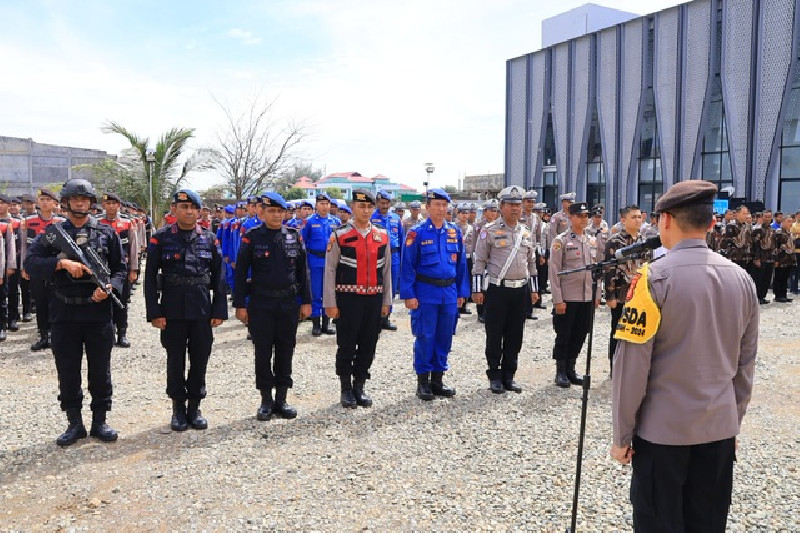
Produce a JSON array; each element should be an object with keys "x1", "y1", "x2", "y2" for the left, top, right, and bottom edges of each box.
[{"x1": 0, "y1": 0, "x2": 683, "y2": 193}]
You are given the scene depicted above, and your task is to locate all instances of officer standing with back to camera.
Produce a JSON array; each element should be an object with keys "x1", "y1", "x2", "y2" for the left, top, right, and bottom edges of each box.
[
  {"x1": 371, "y1": 190, "x2": 403, "y2": 331},
  {"x1": 145, "y1": 189, "x2": 228, "y2": 432},
  {"x1": 324, "y1": 189, "x2": 392, "y2": 408},
  {"x1": 234, "y1": 192, "x2": 311, "y2": 421},
  {"x1": 400, "y1": 188, "x2": 470, "y2": 400},
  {"x1": 472, "y1": 186, "x2": 539, "y2": 394},
  {"x1": 548, "y1": 201, "x2": 601, "y2": 388},
  {"x1": 611, "y1": 180, "x2": 758, "y2": 532},
  {"x1": 24, "y1": 179, "x2": 125, "y2": 446}
]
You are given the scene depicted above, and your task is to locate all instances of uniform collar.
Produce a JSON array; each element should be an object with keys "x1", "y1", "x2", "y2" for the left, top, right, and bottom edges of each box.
[{"x1": 670, "y1": 238, "x2": 707, "y2": 251}]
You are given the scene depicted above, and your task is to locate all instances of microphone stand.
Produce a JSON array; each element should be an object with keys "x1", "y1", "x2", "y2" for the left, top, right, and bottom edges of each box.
[{"x1": 557, "y1": 253, "x2": 646, "y2": 533}]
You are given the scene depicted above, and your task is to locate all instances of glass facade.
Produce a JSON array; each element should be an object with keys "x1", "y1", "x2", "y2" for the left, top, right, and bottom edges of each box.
[
  {"x1": 637, "y1": 20, "x2": 663, "y2": 215},
  {"x1": 585, "y1": 108, "x2": 605, "y2": 208},
  {"x1": 537, "y1": 113, "x2": 559, "y2": 208},
  {"x1": 779, "y1": 49, "x2": 800, "y2": 214}
]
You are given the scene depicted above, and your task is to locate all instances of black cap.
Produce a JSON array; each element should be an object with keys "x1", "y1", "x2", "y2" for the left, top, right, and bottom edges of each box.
[
  {"x1": 0, "y1": 193, "x2": 11, "y2": 203},
  {"x1": 568, "y1": 202, "x2": 590, "y2": 215},
  {"x1": 352, "y1": 189, "x2": 375, "y2": 204},
  {"x1": 102, "y1": 192, "x2": 122, "y2": 203},
  {"x1": 38, "y1": 188, "x2": 59, "y2": 201}
]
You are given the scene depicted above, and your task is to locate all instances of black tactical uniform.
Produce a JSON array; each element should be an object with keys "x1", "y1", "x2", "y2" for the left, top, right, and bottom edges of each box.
[
  {"x1": 233, "y1": 193, "x2": 311, "y2": 420},
  {"x1": 23, "y1": 180, "x2": 125, "y2": 446},
  {"x1": 145, "y1": 189, "x2": 227, "y2": 431}
]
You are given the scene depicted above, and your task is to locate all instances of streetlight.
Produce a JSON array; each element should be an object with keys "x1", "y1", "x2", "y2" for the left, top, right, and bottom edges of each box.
[
  {"x1": 424, "y1": 162, "x2": 434, "y2": 192},
  {"x1": 145, "y1": 150, "x2": 156, "y2": 223}
]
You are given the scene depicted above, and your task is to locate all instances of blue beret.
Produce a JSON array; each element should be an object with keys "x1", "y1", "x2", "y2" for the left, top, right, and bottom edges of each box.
[
  {"x1": 173, "y1": 189, "x2": 202, "y2": 208},
  {"x1": 339, "y1": 204, "x2": 352, "y2": 214},
  {"x1": 224, "y1": 205, "x2": 235, "y2": 214},
  {"x1": 247, "y1": 195, "x2": 259, "y2": 205},
  {"x1": 260, "y1": 192, "x2": 287, "y2": 209},
  {"x1": 376, "y1": 190, "x2": 393, "y2": 201},
  {"x1": 426, "y1": 188, "x2": 451, "y2": 203},
  {"x1": 316, "y1": 192, "x2": 331, "y2": 202},
  {"x1": 335, "y1": 199, "x2": 348, "y2": 209},
  {"x1": 298, "y1": 199, "x2": 313, "y2": 208}
]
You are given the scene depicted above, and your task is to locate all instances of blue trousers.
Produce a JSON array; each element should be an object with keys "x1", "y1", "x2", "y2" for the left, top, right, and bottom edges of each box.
[
  {"x1": 410, "y1": 302, "x2": 458, "y2": 374},
  {"x1": 389, "y1": 251, "x2": 401, "y2": 313},
  {"x1": 310, "y1": 266, "x2": 325, "y2": 318},
  {"x1": 225, "y1": 261, "x2": 235, "y2": 293}
]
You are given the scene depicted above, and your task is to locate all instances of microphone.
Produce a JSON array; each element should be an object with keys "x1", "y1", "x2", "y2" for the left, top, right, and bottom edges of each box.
[{"x1": 615, "y1": 236, "x2": 661, "y2": 259}]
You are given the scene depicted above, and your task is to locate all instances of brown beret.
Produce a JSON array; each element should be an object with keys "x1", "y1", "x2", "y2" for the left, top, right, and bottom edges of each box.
[
  {"x1": 38, "y1": 188, "x2": 59, "y2": 201},
  {"x1": 655, "y1": 180, "x2": 718, "y2": 213}
]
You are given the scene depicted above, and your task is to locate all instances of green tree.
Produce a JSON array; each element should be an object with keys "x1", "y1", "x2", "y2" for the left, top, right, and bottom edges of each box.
[{"x1": 283, "y1": 187, "x2": 306, "y2": 200}]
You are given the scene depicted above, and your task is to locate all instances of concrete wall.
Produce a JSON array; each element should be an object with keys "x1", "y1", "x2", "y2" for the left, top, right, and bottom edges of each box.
[{"x1": 542, "y1": 3, "x2": 639, "y2": 49}]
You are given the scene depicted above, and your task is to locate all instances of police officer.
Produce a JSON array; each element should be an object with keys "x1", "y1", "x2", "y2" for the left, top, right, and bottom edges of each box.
[
  {"x1": 751, "y1": 211, "x2": 776, "y2": 304},
  {"x1": 371, "y1": 190, "x2": 403, "y2": 331},
  {"x1": 98, "y1": 192, "x2": 139, "y2": 348},
  {"x1": 773, "y1": 215, "x2": 796, "y2": 302},
  {"x1": 587, "y1": 206, "x2": 609, "y2": 259},
  {"x1": 324, "y1": 189, "x2": 392, "y2": 408},
  {"x1": 400, "y1": 188, "x2": 470, "y2": 400},
  {"x1": 0, "y1": 194, "x2": 18, "y2": 341},
  {"x1": 472, "y1": 199, "x2": 499, "y2": 323},
  {"x1": 24, "y1": 179, "x2": 125, "y2": 446},
  {"x1": 404, "y1": 200, "x2": 423, "y2": 233},
  {"x1": 0, "y1": 195, "x2": 22, "y2": 334},
  {"x1": 533, "y1": 203, "x2": 550, "y2": 306},
  {"x1": 337, "y1": 200, "x2": 352, "y2": 225},
  {"x1": 145, "y1": 189, "x2": 228, "y2": 432},
  {"x1": 217, "y1": 204, "x2": 236, "y2": 294},
  {"x1": 472, "y1": 186, "x2": 539, "y2": 393},
  {"x1": 234, "y1": 192, "x2": 311, "y2": 420},
  {"x1": 287, "y1": 199, "x2": 313, "y2": 230},
  {"x1": 302, "y1": 192, "x2": 338, "y2": 336},
  {"x1": 611, "y1": 180, "x2": 758, "y2": 531},
  {"x1": 548, "y1": 201, "x2": 601, "y2": 388},
  {"x1": 21, "y1": 188, "x2": 65, "y2": 351},
  {"x1": 455, "y1": 203, "x2": 474, "y2": 315},
  {"x1": 547, "y1": 192, "x2": 575, "y2": 245},
  {"x1": 394, "y1": 201, "x2": 406, "y2": 222}
]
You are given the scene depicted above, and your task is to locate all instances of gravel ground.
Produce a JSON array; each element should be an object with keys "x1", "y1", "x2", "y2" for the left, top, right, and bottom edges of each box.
[{"x1": 1, "y1": 276, "x2": 799, "y2": 531}]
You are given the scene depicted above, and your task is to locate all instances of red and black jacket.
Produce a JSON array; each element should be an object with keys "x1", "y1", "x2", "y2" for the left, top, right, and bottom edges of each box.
[{"x1": 335, "y1": 226, "x2": 388, "y2": 294}]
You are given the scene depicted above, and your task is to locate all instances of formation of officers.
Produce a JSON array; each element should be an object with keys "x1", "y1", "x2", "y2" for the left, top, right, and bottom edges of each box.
[{"x1": 6, "y1": 177, "x2": 797, "y2": 449}]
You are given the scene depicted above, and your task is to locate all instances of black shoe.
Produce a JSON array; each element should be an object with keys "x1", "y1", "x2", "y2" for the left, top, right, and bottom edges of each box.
[
  {"x1": 56, "y1": 408, "x2": 87, "y2": 447},
  {"x1": 566, "y1": 359, "x2": 584, "y2": 386},
  {"x1": 340, "y1": 389, "x2": 357, "y2": 409},
  {"x1": 8, "y1": 320, "x2": 19, "y2": 331},
  {"x1": 352, "y1": 380, "x2": 373, "y2": 407},
  {"x1": 272, "y1": 387, "x2": 297, "y2": 419},
  {"x1": 322, "y1": 316, "x2": 336, "y2": 335},
  {"x1": 89, "y1": 411, "x2": 119, "y2": 442},
  {"x1": 311, "y1": 317, "x2": 322, "y2": 337},
  {"x1": 477, "y1": 314, "x2": 486, "y2": 324},
  {"x1": 30, "y1": 330, "x2": 50, "y2": 351},
  {"x1": 416, "y1": 373, "x2": 434, "y2": 401},
  {"x1": 489, "y1": 379, "x2": 506, "y2": 394},
  {"x1": 115, "y1": 329, "x2": 131, "y2": 348},
  {"x1": 256, "y1": 390, "x2": 273, "y2": 421},
  {"x1": 430, "y1": 371, "x2": 456, "y2": 397},
  {"x1": 503, "y1": 380, "x2": 522, "y2": 393},
  {"x1": 759, "y1": 298, "x2": 771, "y2": 304},
  {"x1": 775, "y1": 297, "x2": 792, "y2": 303},
  {"x1": 21, "y1": 313, "x2": 32, "y2": 322},
  {"x1": 170, "y1": 399, "x2": 189, "y2": 431},
  {"x1": 459, "y1": 306, "x2": 472, "y2": 315},
  {"x1": 0, "y1": 329, "x2": 6, "y2": 342},
  {"x1": 533, "y1": 302, "x2": 546, "y2": 310},
  {"x1": 526, "y1": 314, "x2": 538, "y2": 320},
  {"x1": 555, "y1": 361, "x2": 570, "y2": 388},
  {"x1": 186, "y1": 400, "x2": 208, "y2": 429},
  {"x1": 381, "y1": 316, "x2": 397, "y2": 331}
]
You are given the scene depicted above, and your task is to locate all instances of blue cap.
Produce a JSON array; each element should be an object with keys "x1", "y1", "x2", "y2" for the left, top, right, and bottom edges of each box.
[
  {"x1": 426, "y1": 188, "x2": 451, "y2": 203},
  {"x1": 298, "y1": 198, "x2": 313, "y2": 208},
  {"x1": 236, "y1": 201, "x2": 247, "y2": 209},
  {"x1": 224, "y1": 204, "x2": 235, "y2": 214},
  {"x1": 260, "y1": 192, "x2": 287, "y2": 209},
  {"x1": 335, "y1": 198, "x2": 348, "y2": 209},
  {"x1": 339, "y1": 203, "x2": 352, "y2": 214},
  {"x1": 376, "y1": 190, "x2": 393, "y2": 201},
  {"x1": 173, "y1": 189, "x2": 202, "y2": 208},
  {"x1": 316, "y1": 192, "x2": 331, "y2": 202},
  {"x1": 247, "y1": 195, "x2": 259, "y2": 205}
]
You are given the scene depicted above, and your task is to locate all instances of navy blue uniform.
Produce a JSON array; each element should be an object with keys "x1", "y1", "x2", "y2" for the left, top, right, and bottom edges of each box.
[
  {"x1": 399, "y1": 219, "x2": 470, "y2": 374},
  {"x1": 145, "y1": 224, "x2": 227, "y2": 402},
  {"x1": 234, "y1": 225, "x2": 311, "y2": 392},
  {"x1": 24, "y1": 219, "x2": 126, "y2": 411}
]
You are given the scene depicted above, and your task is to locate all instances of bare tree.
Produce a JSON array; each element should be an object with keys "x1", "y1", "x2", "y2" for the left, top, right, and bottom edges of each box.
[{"x1": 212, "y1": 93, "x2": 309, "y2": 199}]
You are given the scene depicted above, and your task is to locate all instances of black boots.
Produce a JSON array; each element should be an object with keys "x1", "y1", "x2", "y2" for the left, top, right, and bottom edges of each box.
[
  {"x1": 8, "y1": 319, "x2": 19, "y2": 331},
  {"x1": 430, "y1": 371, "x2": 456, "y2": 397},
  {"x1": 503, "y1": 375, "x2": 522, "y2": 393},
  {"x1": 340, "y1": 376, "x2": 357, "y2": 408},
  {"x1": 56, "y1": 408, "x2": 87, "y2": 447},
  {"x1": 257, "y1": 390, "x2": 274, "y2": 421},
  {"x1": 272, "y1": 387, "x2": 297, "y2": 419},
  {"x1": 554, "y1": 360, "x2": 570, "y2": 388},
  {"x1": 416, "y1": 373, "x2": 434, "y2": 401},
  {"x1": 312, "y1": 317, "x2": 322, "y2": 337},
  {"x1": 186, "y1": 400, "x2": 208, "y2": 430},
  {"x1": 381, "y1": 315, "x2": 397, "y2": 331},
  {"x1": 171, "y1": 399, "x2": 189, "y2": 431},
  {"x1": 115, "y1": 328, "x2": 131, "y2": 348},
  {"x1": 321, "y1": 316, "x2": 336, "y2": 335},
  {"x1": 566, "y1": 359, "x2": 584, "y2": 386},
  {"x1": 352, "y1": 380, "x2": 373, "y2": 407},
  {"x1": 89, "y1": 410, "x2": 119, "y2": 442},
  {"x1": 489, "y1": 379, "x2": 505, "y2": 394},
  {"x1": 31, "y1": 330, "x2": 50, "y2": 351}
]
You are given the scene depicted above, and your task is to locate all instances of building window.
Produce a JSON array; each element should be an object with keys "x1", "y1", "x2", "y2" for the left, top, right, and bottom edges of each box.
[
  {"x1": 585, "y1": 108, "x2": 605, "y2": 208},
  {"x1": 779, "y1": 50, "x2": 800, "y2": 213},
  {"x1": 536, "y1": 113, "x2": 559, "y2": 209},
  {"x1": 700, "y1": 80, "x2": 733, "y2": 191},
  {"x1": 637, "y1": 90, "x2": 663, "y2": 214}
]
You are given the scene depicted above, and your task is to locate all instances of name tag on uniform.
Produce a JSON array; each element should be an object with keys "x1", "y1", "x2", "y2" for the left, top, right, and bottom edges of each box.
[{"x1": 373, "y1": 232, "x2": 382, "y2": 242}]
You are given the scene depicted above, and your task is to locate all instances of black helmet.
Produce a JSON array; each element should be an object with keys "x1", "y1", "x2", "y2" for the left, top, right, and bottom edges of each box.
[{"x1": 61, "y1": 179, "x2": 97, "y2": 203}]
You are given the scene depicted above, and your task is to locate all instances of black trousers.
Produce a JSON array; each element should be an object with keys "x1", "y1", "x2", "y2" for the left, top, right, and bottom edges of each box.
[
  {"x1": 112, "y1": 279, "x2": 131, "y2": 331},
  {"x1": 51, "y1": 320, "x2": 114, "y2": 411},
  {"x1": 248, "y1": 303, "x2": 299, "y2": 390},
  {"x1": 773, "y1": 266, "x2": 792, "y2": 299},
  {"x1": 335, "y1": 292, "x2": 382, "y2": 381},
  {"x1": 552, "y1": 301, "x2": 592, "y2": 361},
  {"x1": 7, "y1": 269, "x2": 21, "y2": 322},
  {"x1": 631, "y1": 436, "x2": 735, "y2": 533},
  {"x1": 20, "y1": 275, "x2": 31, "y2": 315},
  {"x1": 32, "y1": 279, "x2": 51, "y2": 331},
  {"x1": 536, "y1": 257, "x2": 549, "y2": 295},
  {"x1": 161, "y1": 318, "x2": 213, "y2": 401},
  {"x1": 0, "y1": 270, "x2": 7, "y2": 327},
  {"x1": 609, "y1": 304, "x2": 624, "y2": 368},
  {"x1": 752, "y1": 262, "x2": 774, "y2": 299},
  {"x1": 483, "y1": 284, "x2": 527, "y2": 380}
]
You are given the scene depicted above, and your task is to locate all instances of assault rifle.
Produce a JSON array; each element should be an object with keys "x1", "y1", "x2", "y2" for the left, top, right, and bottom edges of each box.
[{"x1": 44, "y1": 223, "x2": 123, "y2": 308}]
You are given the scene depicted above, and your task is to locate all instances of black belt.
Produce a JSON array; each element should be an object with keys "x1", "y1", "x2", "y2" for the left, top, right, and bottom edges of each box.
[
  {"x1": 415, "y1": 274, "x2": 456, "y2": 287},
  {"x1": 391, "y1": 247, "x2": 401, "y2": 254},
  {"x1": 308, "y1": 250, "x2": 326, "y2": 258},
  {"x1": 163, "y1": 274, "x2": 211, "y2": 286},
  {"x1": 252, "y1": 285, "x2": 298, "y2": 298},
  {"x1": 53, "y1": 291, "x2": 94, "y2": 305}
]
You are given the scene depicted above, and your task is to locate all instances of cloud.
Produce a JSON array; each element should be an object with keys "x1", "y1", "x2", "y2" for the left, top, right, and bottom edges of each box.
[{"x1": 226, "y1": 28, "x2": 262, "y2": 45}]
